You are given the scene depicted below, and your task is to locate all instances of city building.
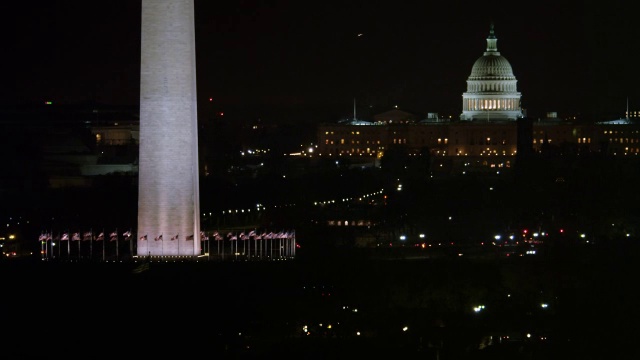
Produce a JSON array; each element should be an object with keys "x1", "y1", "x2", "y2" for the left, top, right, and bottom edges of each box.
[{"x1": 315, "y1": 24, "x2": 640, "y2": 175}]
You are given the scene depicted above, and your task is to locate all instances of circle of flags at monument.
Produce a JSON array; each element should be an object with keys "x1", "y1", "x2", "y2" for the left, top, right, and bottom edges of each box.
[{"x1": 37, "y1": 228, "x2": 296, "y2": 261}]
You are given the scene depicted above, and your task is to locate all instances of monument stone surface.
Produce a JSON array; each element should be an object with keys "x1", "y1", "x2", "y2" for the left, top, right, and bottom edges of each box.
[{"x1": 137, "y1": 0, "x2": 201, "y2": 256}]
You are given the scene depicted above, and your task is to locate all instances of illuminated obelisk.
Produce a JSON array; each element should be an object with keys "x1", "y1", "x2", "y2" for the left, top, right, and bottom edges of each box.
[{"x1": 137, "y1": 0, "x2": 200, "y2": 257}]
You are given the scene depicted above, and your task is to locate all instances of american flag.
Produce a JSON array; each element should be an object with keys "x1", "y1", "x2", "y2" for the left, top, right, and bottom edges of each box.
[
  {"x1": 248, "y1": 230, "x2": 256, "y2": 237},
  {"x1": 186, "y1": 234, "x2": 194, "y2": 240},
  {"x1": 96, "y1": 232, "x2": 105, "y2": 241},
  {"x1": 110, "y1": 231, "x2": 118, "y2": 241},
  {"x1": 171, "y1": 234, "x2": 179, "y2": 241},
  {"x1": 39, "y1": 233, "x2": 47, "y2": 241},
  {"x1": 83, "y1": 232, "x2": 93, "y2": 241},
  {"x1": 155, "y1": 234, "x2": 163, "y2": 241},
  {"x1": 139, "y1": 234, "x2": 148, "y2": 241},
  {"x1": 122, "y1": 230, "x2": 132, "y2": 239}
]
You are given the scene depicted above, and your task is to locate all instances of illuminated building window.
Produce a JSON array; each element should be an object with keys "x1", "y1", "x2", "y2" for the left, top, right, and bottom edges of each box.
[
  {"x1": 444, "y1": 138, "x2": 448, "y2": 144},
  {"x1": 325, "y1": 139, "x2": 329, "y2": 144},
  {"x1": 340, "y1": 139, "x2": 345, "y2": 144}
]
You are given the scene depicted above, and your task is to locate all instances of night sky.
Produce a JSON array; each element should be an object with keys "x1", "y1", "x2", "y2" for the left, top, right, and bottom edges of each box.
[{"x1": 3, "y1": 0, "x2": 639, "y2": 121}]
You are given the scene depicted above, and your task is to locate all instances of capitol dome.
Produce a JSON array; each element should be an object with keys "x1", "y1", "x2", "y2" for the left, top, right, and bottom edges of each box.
[
  {"x1": 460, "y1": 23, "x2": 523, "y2": 121},
  {"x1": 469, "y1": 55, "x2": 515, "y2": 79}
]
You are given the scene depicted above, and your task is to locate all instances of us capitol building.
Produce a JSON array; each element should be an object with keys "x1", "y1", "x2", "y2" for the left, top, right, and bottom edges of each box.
[{"x1": 315, "y1": 24, "x2": 640, "y2": 174}]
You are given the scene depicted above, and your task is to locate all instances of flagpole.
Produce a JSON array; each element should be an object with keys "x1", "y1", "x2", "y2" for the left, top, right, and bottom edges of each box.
[
  {"x1": 102, "y1": 229, "x2": 106, "y2": 262},
  {"x1": 116, "y1": 228, "x2": 119, "y2": 262},
  {"x1": 57, "y1": 232, "x2": 60, "y2": 259},
  {"x1": 115, "y1": 228, "x2": 119, "y2": 261},
  {"x1": 41, "y1": 233, "x2": 45, "y2": 260}
]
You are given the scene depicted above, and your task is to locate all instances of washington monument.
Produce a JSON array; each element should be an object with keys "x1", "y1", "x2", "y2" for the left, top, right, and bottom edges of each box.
[{"x1": 137, "y1": 0, "x2": 201, "y2": 256}]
